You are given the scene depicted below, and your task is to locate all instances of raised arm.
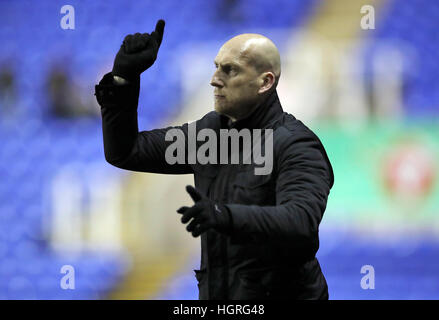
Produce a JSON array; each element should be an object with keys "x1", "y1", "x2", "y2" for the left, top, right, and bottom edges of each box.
[{"x1": 94, "y1": 19, "x2": 193, "y2": 174}]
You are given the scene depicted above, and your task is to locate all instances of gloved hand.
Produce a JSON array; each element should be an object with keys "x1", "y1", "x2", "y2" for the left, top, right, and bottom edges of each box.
[
  {"x1": 177, "y1": 185, "x2": 232, "y2": 237},
  {"x1": 112, "y1": 19, "x2": 165, "y2": 81}
]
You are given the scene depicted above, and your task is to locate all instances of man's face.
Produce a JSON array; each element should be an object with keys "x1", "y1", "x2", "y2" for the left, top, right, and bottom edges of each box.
[{"x1": 210, "y1": 45, "x2": 261, "y2": 121}]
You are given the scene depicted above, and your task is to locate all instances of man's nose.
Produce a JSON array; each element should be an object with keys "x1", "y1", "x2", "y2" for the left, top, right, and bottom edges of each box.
[{"x1": 210, "y1": 74, "x2": 223, "y2": 88}]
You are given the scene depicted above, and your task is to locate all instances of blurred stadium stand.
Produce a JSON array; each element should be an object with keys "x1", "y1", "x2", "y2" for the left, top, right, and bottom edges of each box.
[
  {"x1": 364, "y1": 0, "x2": 439, "y2": 117},
  {"x1": 0, "y1": 0, "x2": 438, "y2": 300}
]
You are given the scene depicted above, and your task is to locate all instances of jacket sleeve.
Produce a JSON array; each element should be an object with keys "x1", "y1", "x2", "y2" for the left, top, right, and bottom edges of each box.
[
  {"x1": 94, "y1": 72, "x2": 193, "y2": 174},
  {"x1": 224, "y1": 129, "x2": 334, "y2": 252}
]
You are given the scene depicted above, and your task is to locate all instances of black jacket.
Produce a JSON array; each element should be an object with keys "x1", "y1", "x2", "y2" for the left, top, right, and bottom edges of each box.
[{"x1": 95, "y1": 72, "x2": 334, "y2": 300}]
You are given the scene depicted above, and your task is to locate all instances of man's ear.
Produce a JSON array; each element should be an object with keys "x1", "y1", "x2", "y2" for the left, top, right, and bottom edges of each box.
[{"x1": 258, "y1": 72, "x2": 275, "y2": 94}]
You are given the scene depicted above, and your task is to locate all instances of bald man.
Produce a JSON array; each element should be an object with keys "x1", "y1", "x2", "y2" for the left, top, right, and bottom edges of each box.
[
  {"x1": 210, "y1": 33, "x2": 281, "y2": 121},
  {"x1": 95, "y1": 20, "x2": 334, "y2": 300}
]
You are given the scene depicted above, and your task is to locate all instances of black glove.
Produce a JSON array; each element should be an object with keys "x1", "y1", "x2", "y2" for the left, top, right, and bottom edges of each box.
[
  {"x1": 177, "y1": 185, "x2": 232, "y2": 237},
  {"x1": 112, "y1": 19, "x2": 165, "y2": 81}
]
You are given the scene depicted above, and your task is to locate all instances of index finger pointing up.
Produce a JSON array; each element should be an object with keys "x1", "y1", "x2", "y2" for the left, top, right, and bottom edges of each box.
[{"x1": 154, "y1": 19, "x2": 165, "y2": 46}]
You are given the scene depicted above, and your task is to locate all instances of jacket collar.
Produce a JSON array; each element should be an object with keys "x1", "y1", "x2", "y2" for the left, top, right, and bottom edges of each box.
[{"x1": 219, "y1": 90, "x2": 283, "y2": 130}]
